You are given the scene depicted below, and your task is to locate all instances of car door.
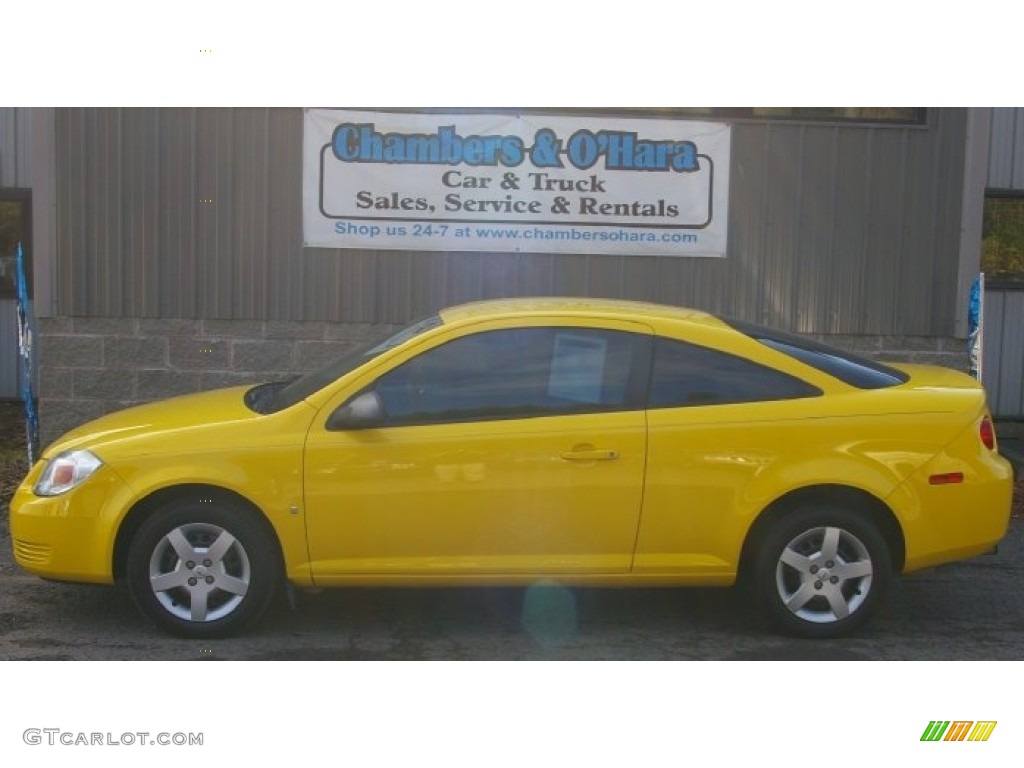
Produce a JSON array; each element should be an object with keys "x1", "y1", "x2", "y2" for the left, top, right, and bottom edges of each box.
[
  {"x1": 303, "y1": 320, "x2": 652, "y2": 582},
  {"x1": 634, "y1": 336, "x2": 825, "y2": 576}
]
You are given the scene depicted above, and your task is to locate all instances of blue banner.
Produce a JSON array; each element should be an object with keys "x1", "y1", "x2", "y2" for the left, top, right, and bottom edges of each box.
[
  {"x1": 967, "y1": 272, "x2": 983, "y2": 380},
  {"x1": 15, "y1": 241, "x2": 38, "y2": 463}
]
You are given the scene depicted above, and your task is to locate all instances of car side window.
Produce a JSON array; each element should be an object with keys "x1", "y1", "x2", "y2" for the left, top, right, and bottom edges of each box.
[
  {"x1": 649, "y1": 337, "x2": 821, "y2": 408},
  {"x1": 373, "y1": 327, "x2": 644, "y2": 426}
]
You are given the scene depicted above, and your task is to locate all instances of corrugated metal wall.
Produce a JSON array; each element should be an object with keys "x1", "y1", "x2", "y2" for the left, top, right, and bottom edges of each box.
[
  {"x1": 53, "y1": 108, "x2": 969, "y2": 336},
  {"x1": 983, "y1": 287, "x2": 1024, "y2": 418},
  {"x1": 0, "y1": 300, "x2": 19, "y2": 398},
  {"x1": 1, "y1": 108, "x2": 33, "y2": 399},
  {"x1": 982, "y1": 109, "x2": 1024, "y2": 418},
  {"x1": 988, "y1": 108, "x2": 1024, "y2": 191},
  {"x1": 0, "y1": 108, "x2": 32, "y2": 187}
]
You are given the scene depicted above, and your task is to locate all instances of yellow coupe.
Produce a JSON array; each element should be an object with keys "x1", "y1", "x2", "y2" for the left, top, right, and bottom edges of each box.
[{"x1": 9, "y1": 298, "x2": 1013, "y2": 638}]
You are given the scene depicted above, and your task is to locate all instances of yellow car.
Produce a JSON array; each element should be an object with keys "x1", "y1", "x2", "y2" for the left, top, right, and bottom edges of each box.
[{"x1": 9, "y1": 298, "x2": 1013, "y2": 639}]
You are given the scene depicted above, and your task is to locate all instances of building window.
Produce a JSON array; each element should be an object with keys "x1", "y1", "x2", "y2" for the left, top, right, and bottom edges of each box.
[
  {"x1": 661, "y1": 108, "x2": 925, "y2": 124},
  {"x1": 982, "y1": 194, "x2": 1024, "y2": 281},
  {"x1": 0, "y1": 192, "x2": 31, "y2": 300},
  {"x1": 388, "y1": 108, "x2": 926, "y2": 126}
]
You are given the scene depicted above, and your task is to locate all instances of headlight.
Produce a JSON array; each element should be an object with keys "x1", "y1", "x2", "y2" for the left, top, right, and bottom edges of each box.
[{"x1": 34, "y1": 450, "x2": 104, "y2": 496}]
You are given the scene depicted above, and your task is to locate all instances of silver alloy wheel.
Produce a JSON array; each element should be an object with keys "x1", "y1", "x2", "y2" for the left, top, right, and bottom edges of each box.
[
  {"x1": 148, "y1": 522, "x2": 251, "y2": 622},
  {"x1": 774, "y1": 525, "x2": 874, "y2": 623}
]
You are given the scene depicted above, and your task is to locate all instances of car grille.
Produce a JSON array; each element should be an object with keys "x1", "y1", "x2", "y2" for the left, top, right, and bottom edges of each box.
[{"x1": 13, "y1": 539, "x2": 52, "y2": 566}]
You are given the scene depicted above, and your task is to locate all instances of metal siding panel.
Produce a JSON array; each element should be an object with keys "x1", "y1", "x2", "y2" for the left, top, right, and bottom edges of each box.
[
  {"x1": 446, "y1": 252, "x2": 484, "y2": 305},
  {"x1": 231, "y1": 109, "x2": 269, "y2": 319},
  {"x1": 988, "y1": 108, "x2": 1024, "y2": 191},
  {"x1": 0, "y1": 109, "x2": 33, "y2": 187},
  {"x1": 1011, "y1": 291, "x2": 1024, "y2": 417},
  {"x1": 996, "y1": 291, "x2": 1024, "y2": 417},
  {"x1": 760, "y1": 125, "x2": 802, "y2": 330},
  {"x1": 0, "y1": 109, "x2": 12, "y2": 186},
  {"x1": 988, "y1": 108, "x2": 1016, "y2": 189},
  {"x1": 618, "y1": 255, "x2": 659, "y2": 303},
  {"x1": 931, "y1": 112, "x2": 966, "y2": 334},
  {"x1": 479, "y1": 252, "x2": 520, "y2": 300},
  {"x1": 691, "y1": 258, "x2": 730, "y2": 315},
  {"x1": 195, "y1": 109, "x2": 222, "y2": 318},
  {"x1": 895, "y1": 121, "x2": 942, "y2": 335},
  {"x1": 47, "y1": 108, "x2": 971, "y2": 338},
  {"x1": 409, "y1": 251, "x2": 449, "y2": 319},
  {"x1": 61, "y1": 109, "x2": 92, "y2": 315},
  {"x1": 158, "y1": 109, "x2": 197, "y2": 319},
  {"x1": 267, "y1": 109, "x2": 305, "y2": 320},
  {"x1": 17, "y1": 109, "x2": 31, "y2": 185},
  {"x1": 654, "y1": 256, "x2": 689, "y2": 308},
  {"x1": 726, "y1": 123, "x2": 770, "y2": 323},
  {"x1": 982, "y1": 289, "x2": 1004, "y2": 411},
  {"x1": 88, "y1": 108, "x2": 113, "y2": 315},
  {"x1": 516, "y1": 253, "x2": 555, "y2": 296},
  {"x1": 987, "y1": 294, "x2": 1002, "y2": 413},
  {"x1": 203, "y1": 109, "x2": 237, "y2": 319},
  {"x1": 98, "y1": 109, "x2": 124, "y2": 316},
  {"x1": 0, "y1": 300, "x2": 18, "y2": 398},
  {"x1": 302, "y1": 247, "x2": 332, "y2": 322},
  {"x1": 121, "y1": 109, "x2": 162, "y2": 317},
  {"x1": 831, "y1": 130, "x2": 872, "y2": 333},
  {"x1": 551, "y1": 253, "x2": 591, "y2": 297},
  {"x1": 861, "y1": 129, "x2": 908, "y2": 334},
  {"x1": 338, "y1": 250, "x2": 377, "y2": 322},
  {"x1": 1015, "y1": 108, "x2": 1024, "y2": 190},
  {"x1": 1, "y1": 109, "x2": 17, "y2": 187},
  {"x1": 792, "y1": 126, "x2": 837, "y2": 333},
  {"x1": 586, "y1": 254, "x2": 625, "y2": 299},
  {"x1": 375, "y1": 250, "x2": 413, "y2": 321}
]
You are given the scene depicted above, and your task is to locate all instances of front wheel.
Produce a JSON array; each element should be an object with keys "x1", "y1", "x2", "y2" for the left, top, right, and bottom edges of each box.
[
  {"x1": 125, "y1": 498, "x2": 280, "y2": 638},
  {"x1": 751, "y1": 506, "x2": 892, "y2": 639}
]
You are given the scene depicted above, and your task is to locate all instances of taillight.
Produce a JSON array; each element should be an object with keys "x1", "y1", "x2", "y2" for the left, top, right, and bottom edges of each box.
[{"x1": 980, "y1": 416, "x2": 996, "y2": 450}]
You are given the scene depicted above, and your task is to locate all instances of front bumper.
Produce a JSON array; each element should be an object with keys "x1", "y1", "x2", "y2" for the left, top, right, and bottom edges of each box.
[{"x1": 9, "y1": 462, "x2": 134, "y2": 584}]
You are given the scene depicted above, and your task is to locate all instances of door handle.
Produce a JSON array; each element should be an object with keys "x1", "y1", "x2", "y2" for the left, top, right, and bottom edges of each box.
[{"x1": 560, "y1": 449, "x2": 619, "y2": 461}]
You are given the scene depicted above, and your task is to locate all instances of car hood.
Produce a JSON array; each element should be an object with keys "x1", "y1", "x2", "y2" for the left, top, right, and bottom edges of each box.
[{"x1": 43, "y1": 386, "x2": 261, "y2": 458}]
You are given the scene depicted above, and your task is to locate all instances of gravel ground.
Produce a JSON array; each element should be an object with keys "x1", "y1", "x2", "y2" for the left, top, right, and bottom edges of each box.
[{"x1": 0, "y1": 401, "x2": 30, "y2": 545}]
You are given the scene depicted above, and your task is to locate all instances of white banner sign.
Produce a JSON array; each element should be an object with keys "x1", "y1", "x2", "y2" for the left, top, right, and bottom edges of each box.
[{"x1": 303, "y1": 109, "x2": 731, "y2": 257}]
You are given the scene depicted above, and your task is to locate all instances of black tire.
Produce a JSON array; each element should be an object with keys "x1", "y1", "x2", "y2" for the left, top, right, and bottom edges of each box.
[
  {"x1": 751, "y1": 505, "x2": 891, "y2": 639},
  {"x1": 125, "y1": 497, "x2": 280, "y2": 638}
]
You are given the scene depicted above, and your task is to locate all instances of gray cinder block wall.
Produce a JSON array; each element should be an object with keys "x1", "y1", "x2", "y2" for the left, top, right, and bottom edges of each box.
[{"x1": 37, "y1": 317, "x2": 400, "y2": 448}]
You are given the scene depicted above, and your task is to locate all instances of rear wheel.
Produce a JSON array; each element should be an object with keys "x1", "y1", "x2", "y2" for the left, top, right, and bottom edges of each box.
[
  {"x1": 752, "y1": 505, "x2": 891, "y2": 638},
  {"x1": 125, "y1": 498, "x2": 279, "y2": 638}
]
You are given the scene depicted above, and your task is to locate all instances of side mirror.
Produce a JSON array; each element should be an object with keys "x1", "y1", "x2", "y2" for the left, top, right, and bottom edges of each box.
[{"x1": 326, "y1": 391, "x2": 385, "y2": 431}]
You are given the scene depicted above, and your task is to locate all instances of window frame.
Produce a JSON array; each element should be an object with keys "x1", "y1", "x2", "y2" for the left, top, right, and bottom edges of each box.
[{"x1": 981, "y1": 190, "x2": 1024, "y2": 285}]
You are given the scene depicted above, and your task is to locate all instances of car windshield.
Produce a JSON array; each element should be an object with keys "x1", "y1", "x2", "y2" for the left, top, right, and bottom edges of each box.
[{"x1": 248, "y1": 314, "x2": 443, "y2": 414}]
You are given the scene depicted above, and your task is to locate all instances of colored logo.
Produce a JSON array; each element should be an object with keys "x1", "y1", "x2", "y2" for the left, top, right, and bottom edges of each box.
[{"x1": 921, "y1": 721, "x2": 997, "y2": 742}]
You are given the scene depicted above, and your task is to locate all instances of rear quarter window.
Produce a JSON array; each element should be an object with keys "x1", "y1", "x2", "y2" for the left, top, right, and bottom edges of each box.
[{"x1": 649, "y1": 337, "x2": 821, "y2": 408}]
